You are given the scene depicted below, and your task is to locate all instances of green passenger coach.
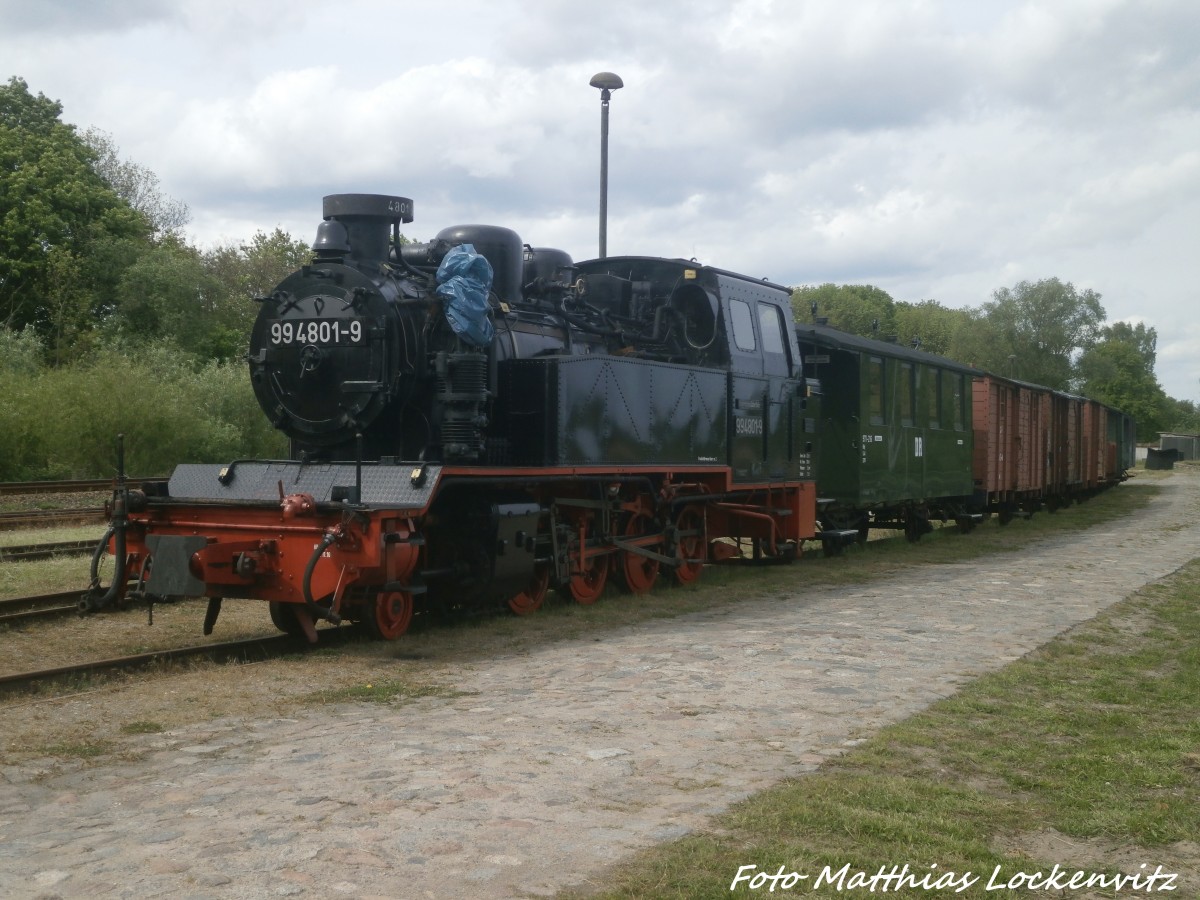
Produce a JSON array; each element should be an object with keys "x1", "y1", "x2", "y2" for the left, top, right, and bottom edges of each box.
[{"x1": 796, "y1": 322, "x2": 981, "y2": 546}]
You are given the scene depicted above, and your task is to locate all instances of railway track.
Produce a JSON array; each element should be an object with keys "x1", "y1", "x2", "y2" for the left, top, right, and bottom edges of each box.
[
  {"x1": 0, "y1": 478, "x2": 141, "y2": 496},
  {"x1": 0, "y1": 629, "x2": 347, "y2": 699},
  {"x1": 0, "y1": 590, "x2": 89, "y2": 626},
  {"x1": 0, "y1": 539, "x2": 98, "y2": 563},
  {"x1": 0, "y1": 508, "x2": 107, "y2": 530}
]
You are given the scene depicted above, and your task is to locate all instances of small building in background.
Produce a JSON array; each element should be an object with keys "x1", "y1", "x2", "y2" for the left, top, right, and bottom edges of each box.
[{"x1": 1159, "y1": 432, "x2": 1200, "y2": 461}]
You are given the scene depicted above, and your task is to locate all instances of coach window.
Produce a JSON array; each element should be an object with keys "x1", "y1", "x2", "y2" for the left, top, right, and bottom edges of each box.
[
  {"x1": 730, "y1": 299, "x2": 756, "y2": 352},
  {"x1": 900, "y1": 362, "x2": 914, "y2": 427},
  {"x1": 952, "y1": 373, "x2": 966, "y2": 431},
  {"x1": 868, "y1": 356, "x2": 885, "y2": 425},
  {"x1": 940, "y1": 370, "x2": 953, "y2": 427},
  {"x1": 927, "y1": 366, "x2": 941, "y2": 429}
]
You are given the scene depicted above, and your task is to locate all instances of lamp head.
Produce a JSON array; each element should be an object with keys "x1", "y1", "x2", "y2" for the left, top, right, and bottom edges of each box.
[{"x1": 589, "y1": 71, "x2": 624, "y2": 97}]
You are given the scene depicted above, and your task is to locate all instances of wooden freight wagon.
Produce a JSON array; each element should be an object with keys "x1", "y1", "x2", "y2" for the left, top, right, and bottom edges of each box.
[
  {"x1": 1106, "y1": 407, "x2": 1136, "y2": 478},
  {"x1": 971, "y1": 375, "x2": 1053, "y2": 520},
  {"x1": 1081, "y1": 397, "x2": 1107, "y2": 491}
]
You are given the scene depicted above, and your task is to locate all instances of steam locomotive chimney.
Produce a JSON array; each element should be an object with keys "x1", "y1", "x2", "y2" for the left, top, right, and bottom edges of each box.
[{"x1": 321, "y1": 194, "x2": 414, "y2": 266}]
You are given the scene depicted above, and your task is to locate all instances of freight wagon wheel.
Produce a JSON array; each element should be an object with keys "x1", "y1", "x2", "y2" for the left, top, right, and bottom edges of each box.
[
  {"x1": 904, "y1": 512, "x2": 931, "y2": 543},
  {"x1": 508, "y1": 565, "x2": 550, "y2": 615},
  {"x1": 567, "y1": 517, "x2": 608, "y2": 605},
  {"x1": 269, "y1": 601, "x2": 306, "y2": 637},
  {"x1": 672, "y1": 506, "x2": 707, "y2": 586},
  {"x1": 369, "y1": 590, "x2": 414, "y2": 640},
  {"x1": 616, "y1": 513, "x2": 661, "y2": 595}
]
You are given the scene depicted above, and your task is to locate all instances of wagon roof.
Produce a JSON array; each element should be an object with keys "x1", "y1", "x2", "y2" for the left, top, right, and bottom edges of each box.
[{"x1": 794, "y1": 322, "x2": 983, "y2": 375}]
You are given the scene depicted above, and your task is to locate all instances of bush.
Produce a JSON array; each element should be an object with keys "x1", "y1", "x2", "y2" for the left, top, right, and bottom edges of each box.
[
  {"x1": 0, "y1": 342, "x2": 286, "y2": 479},
  {"x1": 0, "y1": 328, "x2": 46, "y2": 375},
  {"x1": 0, "y1": 378, "x2": 54, "y2": 480},
  {"x1": 0, "y1": 330, "x2": 50, "y2": 479}
]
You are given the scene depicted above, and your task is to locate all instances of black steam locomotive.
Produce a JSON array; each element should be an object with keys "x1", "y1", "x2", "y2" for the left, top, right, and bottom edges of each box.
[{"x1": 84, "y1": 194, "x2": 818, "y2": 639}]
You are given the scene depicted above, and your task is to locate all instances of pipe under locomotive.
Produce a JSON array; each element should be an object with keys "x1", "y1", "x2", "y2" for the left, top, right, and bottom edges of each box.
[{"x1": 82, "y1": 193, "x2": 818, "y2": 640}]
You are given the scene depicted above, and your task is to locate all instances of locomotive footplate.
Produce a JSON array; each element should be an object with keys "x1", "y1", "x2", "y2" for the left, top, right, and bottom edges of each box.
[{"x1": 167, "y1": 461, "x2": 443, "y2": 507}]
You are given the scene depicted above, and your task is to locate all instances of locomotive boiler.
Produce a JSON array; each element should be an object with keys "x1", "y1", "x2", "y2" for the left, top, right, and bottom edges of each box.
[{"x1": 82, "y1": 194, "x2": 819, "y2": 640}]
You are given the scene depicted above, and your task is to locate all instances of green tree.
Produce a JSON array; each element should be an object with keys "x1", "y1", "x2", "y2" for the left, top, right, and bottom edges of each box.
[
  {"x1": 971, "y1": 278, "x2": 1106, "y2": 389},
  {"x1": 1100, "y1": 320, "x2": 1157, "y2": 371},
  {"x1": 201, "y1": 228, "x2": 312, "y2": 359},
  {"x1": 82, "y1": 127, "x2": 189, "y2": 239},
  {"x1": 1076, "y1": 321, "x2": 1171, "y2": 441},
  {"x1": 111, "y1": 237, "x2": 224, "y2": 355},
  {"x1": 1163, "y1": 398, "x2": 1200, "y2": 435},
  {"x1": 791, "y1": 283, "x2": 896, "y2": 337},
  {"x1": 892, "y1": 299, "x2": 975, "y2": 358},
  {"x1": 0, "y1": 77, "x2": 149, "y2": 336},
  {"x1": 205, "y1": 228, "x2": 312, "y2": 299},
  {"x1": 1076, "y1": 337, "x2": 1169, "y2": 441}
]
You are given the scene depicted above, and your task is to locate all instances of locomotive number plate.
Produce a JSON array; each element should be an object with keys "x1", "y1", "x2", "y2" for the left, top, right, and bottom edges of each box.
[{"x1": 269, "y1": 319, "x2": 365, "y2": 345}]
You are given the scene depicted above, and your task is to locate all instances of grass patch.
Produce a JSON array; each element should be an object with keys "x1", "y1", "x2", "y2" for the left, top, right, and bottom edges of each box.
[
  {"x1": 119, "y1": 720, "x2": 165, "y2": 735},
  {"x1": 0, "y1": 550, "x2": 98, "y2": 601},
  {"x1": 0, "y1": 524, "x2": 107, "y2": 548},
  {"x1": 302, "y1": 678, "x2": 469, "y2": 705},
  {"x1": 35, "y1": 738, "x2": 117, "y2": 759},
  {"x1": 579, "y1": 555, "x2": 1200, "y2": 899}
]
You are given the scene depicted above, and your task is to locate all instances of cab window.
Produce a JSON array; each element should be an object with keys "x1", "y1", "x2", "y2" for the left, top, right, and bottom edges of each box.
[
  {"x1": 757, "y1": 303, "x2": 786, "y2": 356},
  {"x1": 730, "y1": 299, "x2": 756, "y2": 352}
]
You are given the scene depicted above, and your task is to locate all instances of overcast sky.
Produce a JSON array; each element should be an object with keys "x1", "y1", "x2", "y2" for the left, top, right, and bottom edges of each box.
[{"x1": 3, "y1": 0, "x2": 1198, "y2": 400}]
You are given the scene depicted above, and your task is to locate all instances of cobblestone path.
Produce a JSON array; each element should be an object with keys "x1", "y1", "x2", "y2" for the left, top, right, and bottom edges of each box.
[{"x1": 2, "y1": 473, "x2": 1197, "y2": 899}]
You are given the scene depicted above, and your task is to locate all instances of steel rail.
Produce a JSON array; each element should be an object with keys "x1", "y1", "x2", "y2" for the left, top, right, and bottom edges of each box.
[
  {"x1": 0, "y1": 629, "x2": 346, "y2": 698},
  {"x1": 0, "y1": 590, "x2": 90, "y2": 627},
  {"x1": 0, "y1": 539, "x2": 97, "y2": 562},
  {"x1": 0, "y1": 478, "x2": 153, "y2": 496},
  {"x1": 0, "y1": 508, "x2": 107, "y2": 531}
]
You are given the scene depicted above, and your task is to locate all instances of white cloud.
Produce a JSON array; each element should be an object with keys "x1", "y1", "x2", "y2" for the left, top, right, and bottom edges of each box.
[{"x1": 3, "y1": 0, "x2": 1199, "y2": 399}]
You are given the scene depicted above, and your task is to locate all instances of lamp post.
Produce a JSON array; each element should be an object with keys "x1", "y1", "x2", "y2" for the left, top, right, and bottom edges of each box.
[{"x1": 589, "y1": 71, "x2": 623, "y2": 258}]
